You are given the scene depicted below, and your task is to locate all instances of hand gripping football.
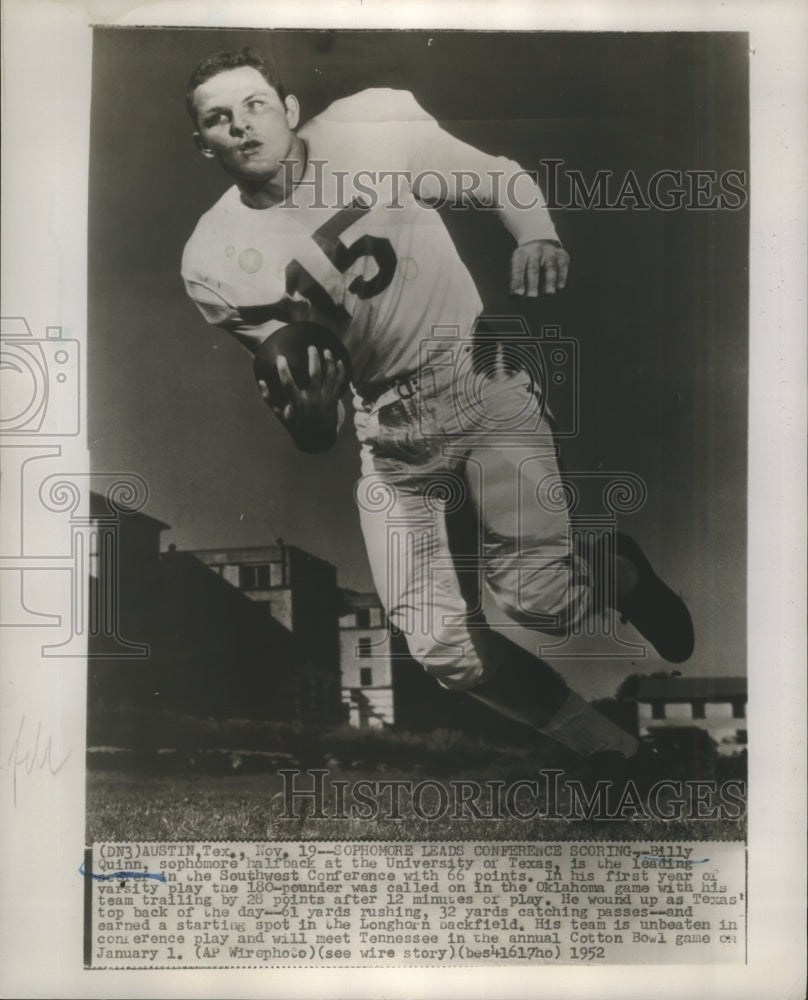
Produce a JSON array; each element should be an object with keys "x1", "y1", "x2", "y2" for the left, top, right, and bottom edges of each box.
[{"x1": 253, "y1": 322, "x2": 352, "y2": 406}]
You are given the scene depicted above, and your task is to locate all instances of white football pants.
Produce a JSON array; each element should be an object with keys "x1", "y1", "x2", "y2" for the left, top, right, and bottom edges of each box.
[{"x1": 352, "y1": 358, "x2": 591, "y2": 690}]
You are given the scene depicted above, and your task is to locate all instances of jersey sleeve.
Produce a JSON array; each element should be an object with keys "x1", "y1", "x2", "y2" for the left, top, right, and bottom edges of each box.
[
  {"x1": 182, "y1": 275, "x2": 237, "y2": 328},
  {"x1": 391, "y1": 92, "x2": 560, "y2": 245},
  {"x1": 182, "y1": 240, "x2": 284, "y2": 353}
]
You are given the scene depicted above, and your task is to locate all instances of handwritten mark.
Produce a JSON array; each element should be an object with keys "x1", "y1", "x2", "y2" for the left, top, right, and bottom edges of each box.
[
  {"x1": 634, "y1": 854, "x2": 709, "y2": 864},
  {"x1": 3, "y1": 715, "x2": 71, "y2": 806},
  {"x1": 78, "y1": 861, "x2": 166, "y2": 883}
]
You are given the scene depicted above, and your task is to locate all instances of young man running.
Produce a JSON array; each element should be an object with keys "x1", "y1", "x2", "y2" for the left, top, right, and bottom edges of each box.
[{"x1": 182, "y1": 48, "x2": 694, "y2": 776}]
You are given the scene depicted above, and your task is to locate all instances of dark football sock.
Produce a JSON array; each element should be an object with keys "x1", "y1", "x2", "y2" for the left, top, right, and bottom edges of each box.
[{"x1": 466, "y1": 632, "x2": 639, "y2": 758}]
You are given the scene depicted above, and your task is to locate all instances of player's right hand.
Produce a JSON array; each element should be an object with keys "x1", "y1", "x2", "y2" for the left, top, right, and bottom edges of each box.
[
  {"x1": 258, "y1": 345, "x2": 347, "y2": 453},
  {"x1": 509, "y1": 239, "x2": 570, "y2": 296}
]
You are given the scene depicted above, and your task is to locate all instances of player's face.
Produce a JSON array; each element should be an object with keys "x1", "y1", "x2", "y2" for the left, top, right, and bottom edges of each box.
[{"x1": 192, "y1": 67, "x2": 301, "y2": 184}]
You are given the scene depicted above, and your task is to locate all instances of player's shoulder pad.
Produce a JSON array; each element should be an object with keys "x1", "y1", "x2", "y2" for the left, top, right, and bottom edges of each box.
[
  {"x1": 315, "y1": 88, "x2": 434, "y2": 125},
  {"x1": 181, "y1": 186, "x2": 241, "y2": 279}
]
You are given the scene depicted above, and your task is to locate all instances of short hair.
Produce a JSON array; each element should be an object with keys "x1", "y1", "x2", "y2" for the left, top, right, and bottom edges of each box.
[{"x1": 186, "y1": 48, "x2": 286, "y2": 124}]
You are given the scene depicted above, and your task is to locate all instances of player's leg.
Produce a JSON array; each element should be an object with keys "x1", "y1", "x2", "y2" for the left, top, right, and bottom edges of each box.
[
  {"x1": 353, "y1": 398, "x2": 595, "y2": 738},
  {"x1": 355, "y1": 457, "x2": 492, "y2": 692},
  {"x1": 603, "y1": 531, "x2": 694, "y2": 664},
  {"x1": 351, "y1": 368, "x2": 646, "y2": 758},
  {"x1": 354, "y1": 446, "x2": 609, "y2": 753},
  {"x1": 461, "y1": 372, "x2": 693, "y2": 661},
  {"x1": 456, "y1": 379, "x2": 645, "y2": 759},
  {"x1": 351, "y1": 382, "x2": 492, "y2": 692},
  {"x1": 443, "y1": 483, "x2": 640, "y2": 757}
]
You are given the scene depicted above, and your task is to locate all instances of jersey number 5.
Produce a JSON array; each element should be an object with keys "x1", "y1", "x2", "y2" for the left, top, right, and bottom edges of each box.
[{"x1": 238, "y1": 201, "x2": 397, "y2": 328}]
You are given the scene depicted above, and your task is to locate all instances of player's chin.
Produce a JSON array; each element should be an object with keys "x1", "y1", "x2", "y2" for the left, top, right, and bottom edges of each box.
[{"x1": 230, "y1": 155, "x2": 279, "y2": 182}]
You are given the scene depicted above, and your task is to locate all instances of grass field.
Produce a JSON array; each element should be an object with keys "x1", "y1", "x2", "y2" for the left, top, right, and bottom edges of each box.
[
  {"x1": 86, "y1": 767, "x2": 747, "y2": 843},
  {"x1": 86, "y1": 710, "x2": 746, "y2": 842}
]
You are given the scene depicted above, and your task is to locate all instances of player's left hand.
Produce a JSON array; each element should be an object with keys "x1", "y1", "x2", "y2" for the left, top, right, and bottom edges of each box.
[
  {"x1": 258, "y1": 345, "x2": 346, "y2": 453},
  {"x1": 509, "y1": 239, "x2": 570, "y2": 296}
]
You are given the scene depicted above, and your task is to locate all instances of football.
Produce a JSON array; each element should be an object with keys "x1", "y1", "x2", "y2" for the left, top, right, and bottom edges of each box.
[{"x1": 253, "y1": 322, "x2": 352, "y2": 406}]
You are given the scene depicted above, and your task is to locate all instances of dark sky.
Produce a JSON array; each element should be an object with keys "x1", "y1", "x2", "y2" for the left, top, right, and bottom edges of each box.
[{"x1": 88, "y1": 29, "x2": 748, "y2": 698}]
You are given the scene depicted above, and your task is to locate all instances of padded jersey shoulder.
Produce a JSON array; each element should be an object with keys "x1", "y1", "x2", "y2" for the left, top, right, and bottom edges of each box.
[
  {"x1": 181, "y1": 185, "x2": 241, "y2": 280},
  {"x1": 304, "y1": 88, "x2": 434, "y2": 126}
]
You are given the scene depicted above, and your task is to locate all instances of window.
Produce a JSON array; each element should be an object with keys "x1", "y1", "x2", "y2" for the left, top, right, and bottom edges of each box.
[
  {"x1": 89, "y1": 531, "x2": 99, "y2": 578},
  {"x1": 369, "y1": 608, "x2": 383, "y2": 627},
  {"x1": 667, "y1": 702, "x2": 693, "y2": 721},
  {"x1": 704, "y1": 701, "x2": 731, "y2": 720},
  {"x1": 355, "y1": 608, "x2": 371, "y2": 628},
  {"x1": 239, "y1": 565, "x2": 270, "y2": 590},
  {"x1": 358, "y1": 637, "x2": 372, "y2": 658},
  {"x1": 360, "y1": 667, "x2": 373, "y2": 687}
]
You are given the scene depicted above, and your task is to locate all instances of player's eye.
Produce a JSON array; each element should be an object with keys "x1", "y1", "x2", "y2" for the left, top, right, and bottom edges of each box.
[
  {"x1": 204, "y1": 112, "x2": 228, "y2": 127},
  {"x1": 246, "y1": 99, "x2": 266, "y2": 110}
]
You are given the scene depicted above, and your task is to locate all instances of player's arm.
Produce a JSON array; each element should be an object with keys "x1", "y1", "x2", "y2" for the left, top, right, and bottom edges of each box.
[
  {"x1": 258, "y1": 346, "x2": 347, "y2": 454},
  {"x1": 404, "y1": 96, "x2": 570, "y2": 294}
]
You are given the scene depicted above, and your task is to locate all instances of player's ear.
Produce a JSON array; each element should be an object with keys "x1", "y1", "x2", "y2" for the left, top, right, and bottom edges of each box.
[
  {"x1": 193, "y1": 132, "x2": 216, "y2": 159},
  {"x1": 283, "y1": 95, "x2": 301, "y2": 130}
]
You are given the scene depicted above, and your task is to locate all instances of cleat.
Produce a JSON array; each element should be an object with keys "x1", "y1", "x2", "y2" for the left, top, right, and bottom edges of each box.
[{"x1": 613, "y1": 532, "x2": 694, "y2": 663}]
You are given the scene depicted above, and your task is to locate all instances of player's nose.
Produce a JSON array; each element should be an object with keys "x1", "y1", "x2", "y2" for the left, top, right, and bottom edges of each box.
[{"x1": 229, "y1": 114, "x2": 251, "y2": 138}]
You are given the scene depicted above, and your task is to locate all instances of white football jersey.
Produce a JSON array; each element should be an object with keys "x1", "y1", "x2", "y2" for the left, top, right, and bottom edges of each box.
[{"x1": 182, "y1": 89, "x2": 558, "y2": 385}]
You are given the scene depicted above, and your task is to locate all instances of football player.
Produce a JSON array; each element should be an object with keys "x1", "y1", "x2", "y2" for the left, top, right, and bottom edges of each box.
[{"x1": 182, "y1": 48, "x2": 693, "y2": 775}]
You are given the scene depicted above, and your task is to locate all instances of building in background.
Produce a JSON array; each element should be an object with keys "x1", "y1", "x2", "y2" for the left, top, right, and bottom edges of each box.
[
  {"x1": 87, "y1": 492, "x2": 169, "y2": 710},
  {"x1": 94, "y1": 494, "x2": 751, "y2": 747},
  {"x1": 633, "y1": 675, "x2": 747, "y2": 755},
  {"x1": 87, "y1": 489, "x2": 168, "y2": 663},
  {"x1": 189, "y1": 543, "x2": 340, "y2": 677},
  {"x1": 339, "y1": 590, "x2": 395, "y2": 728},
  {"x1": 159, "y1": 546, "x2": 340, "y2": 724},
  {"x1": 88, "y1": 499, "x2": 344, "y2": 727},
  {"x1": 188, "y1": 543, "x2": 342, "y2": 722},
  {"x1": 336, "y1": 589, "x2": 530, "y2": 741}
]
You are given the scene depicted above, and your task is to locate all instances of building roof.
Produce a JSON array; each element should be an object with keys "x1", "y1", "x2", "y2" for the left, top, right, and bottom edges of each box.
[
  {"x1": 160, "y1": 548, "x2": 296, "y2": 644},
  {"x1": 187, "y1": 545, "x2": 284, "y2": 565},
  {"x1": 635, "y1": 676, "x2": 746, "y2": 701},
  {"x1": 340, "y1": 589, "x2": 384, "y2": 612},
  {"x1": 90, "y1": 490, "x2": 170, "y2": 529},
  {"x1": 186, "y1": 543, "x2": 334, "y2": 572}
]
